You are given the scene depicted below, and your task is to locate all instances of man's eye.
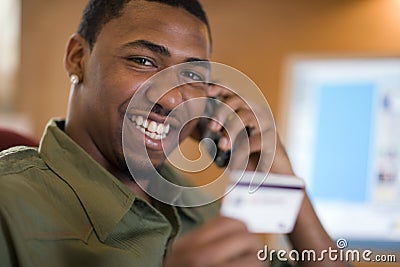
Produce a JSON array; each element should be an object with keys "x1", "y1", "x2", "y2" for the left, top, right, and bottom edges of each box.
[
  {"x1": 126, "y1": 57, "x2": 154, "y2": 67},
  {"x1": 180, "y1": 70, "x2": 205, "y2": 82}
]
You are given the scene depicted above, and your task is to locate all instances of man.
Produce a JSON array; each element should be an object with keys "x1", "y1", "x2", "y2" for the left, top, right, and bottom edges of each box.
[{"x1": 0, "y1": 0, "x2": 346, "y2": 266}]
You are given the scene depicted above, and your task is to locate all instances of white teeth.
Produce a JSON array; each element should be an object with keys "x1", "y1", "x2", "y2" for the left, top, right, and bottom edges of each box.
[
  {"x1": 146, "y1": 131, "x2": 163, "y2": 140},
  {"x1": 156, "y1": 124, "x2": 164, "y2": 134},
  {"x1": 135, "y1": 116, "x2": 143, "y2": 126},
  {"x1": 148, "y1": 121, "x2": 157, "y2": 133},
  {"x1": 130, "y1": 115, "x2": 170, "y2": 140}
]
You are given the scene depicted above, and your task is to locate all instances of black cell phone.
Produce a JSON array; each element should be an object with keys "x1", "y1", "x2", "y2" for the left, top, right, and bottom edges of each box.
[
  {"x1": 200, "y1": 97, "x2": 231, "y2": 168},
  {"x1": 202, "y1": 130, "x2": 231, "y2": 168}
]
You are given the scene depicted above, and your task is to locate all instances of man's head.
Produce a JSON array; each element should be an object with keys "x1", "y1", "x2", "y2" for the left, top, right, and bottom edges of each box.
[
  {"x1": 77, "y1": 0, "x2": 211, "y2": 50},
  {"x1": 64, "y1": 0, "x2": 212, "y2": 179}
]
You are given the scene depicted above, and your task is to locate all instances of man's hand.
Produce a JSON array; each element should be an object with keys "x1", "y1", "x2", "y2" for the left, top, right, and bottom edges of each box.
[
  {"x1": 163, "y1": 216, "x2": 266, "y2": 267},
  {"x1": 191, "y1": 84, "x2": 275, "y2": 171}
]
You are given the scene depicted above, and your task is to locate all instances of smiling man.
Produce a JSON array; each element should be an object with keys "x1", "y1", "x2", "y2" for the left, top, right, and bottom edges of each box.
[{"x1": 0, "y1": 0, "x2": 346, "y2": 266}]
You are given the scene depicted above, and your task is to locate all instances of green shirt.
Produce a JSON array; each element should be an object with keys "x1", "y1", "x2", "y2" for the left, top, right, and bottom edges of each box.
[
  {"x1": 0, "y1": 119, "x2": 292, "y2": 267},
  {"x1": 0, "y1": 119, "x2": 219, "y2": 267}
]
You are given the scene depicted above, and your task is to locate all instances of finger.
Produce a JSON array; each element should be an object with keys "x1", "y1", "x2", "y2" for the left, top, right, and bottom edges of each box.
[
  {"x1": 209, "y1": 95, "x2": 250, "y2": 132},
  {"x1": 229, "y1": 132, "x2": 275, "y2": 172},
  {"x1": 246, "y1": 132, "x2": 273, "y2": 155},
  {"x1": 218, "y1": 109, "x2": 259, "y2": 151},
  {"x1": 175, "y1": 216, "x2": 248, "y2": 249},
  {"x1": 190, "y1": 232, "x2": 263, "y2": 267},
  {"x1": 221, "y1": 253, "x2": 267, "y2": 267}
]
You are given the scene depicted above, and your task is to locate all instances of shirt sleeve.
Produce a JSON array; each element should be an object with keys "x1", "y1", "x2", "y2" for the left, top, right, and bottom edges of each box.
[{"x1": 0, "y1": 210, "x2": 18, "y2": 267}]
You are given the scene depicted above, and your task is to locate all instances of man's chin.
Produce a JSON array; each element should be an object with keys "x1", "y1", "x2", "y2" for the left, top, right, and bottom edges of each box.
[
  {"x1": 124, "y1": 154, "x2": 166, "y2": 176},
  {"x1": 146, "y1": 150, "x2": 167, "y2": 168},
  {"x1": 151, "y1": 158, "x2": 166, "y2": 170}
]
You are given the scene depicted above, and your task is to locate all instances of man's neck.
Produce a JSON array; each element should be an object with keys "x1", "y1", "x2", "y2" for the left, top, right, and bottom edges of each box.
[{"x1": 64, "y1": 118, "x2": 152, "y2": 204}]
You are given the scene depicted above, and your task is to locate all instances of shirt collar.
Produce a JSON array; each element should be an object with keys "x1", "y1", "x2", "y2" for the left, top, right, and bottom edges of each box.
[
  {"x1": 158, "y1": 165, "x2": 220, "y2": 223},
  {"x1": 38, "y1": 119, "x2": 136, "y2": 242}
]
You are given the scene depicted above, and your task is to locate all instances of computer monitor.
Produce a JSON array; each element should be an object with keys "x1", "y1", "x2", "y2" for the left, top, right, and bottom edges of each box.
[{"x1": 284, "y1": 56, "x2": 400, "y2": 249}]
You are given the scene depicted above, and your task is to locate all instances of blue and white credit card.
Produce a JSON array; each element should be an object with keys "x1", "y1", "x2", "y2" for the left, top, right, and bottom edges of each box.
[{"x1": 220, "y1": 171, "x2": 305, "y2": 234}]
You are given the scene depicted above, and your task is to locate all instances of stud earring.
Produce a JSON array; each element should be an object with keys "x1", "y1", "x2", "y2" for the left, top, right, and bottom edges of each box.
[{"x1": 70, "y1": 74, "x2": 80, "y2": 85}]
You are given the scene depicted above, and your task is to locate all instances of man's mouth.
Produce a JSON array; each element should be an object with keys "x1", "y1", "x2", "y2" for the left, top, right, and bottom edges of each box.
[{"x1": 128, "y1": 115, "x2": 170, "y2": 140}]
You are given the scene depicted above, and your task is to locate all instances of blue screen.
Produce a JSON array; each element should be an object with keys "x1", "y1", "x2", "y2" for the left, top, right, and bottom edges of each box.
[{"x1": 311, "y1": 83, "x2": 375, "y2": 202}]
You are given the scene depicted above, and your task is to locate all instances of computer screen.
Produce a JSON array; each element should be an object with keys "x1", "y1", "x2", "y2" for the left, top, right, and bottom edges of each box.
[{"x1": 284, "y1": 57, "x2": 400, "y2": 249}]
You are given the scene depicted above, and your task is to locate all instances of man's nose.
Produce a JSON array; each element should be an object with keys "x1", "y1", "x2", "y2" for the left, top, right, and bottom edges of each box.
[{"x1": 146, "y1": 86, "x2": 184, "y2": 113}]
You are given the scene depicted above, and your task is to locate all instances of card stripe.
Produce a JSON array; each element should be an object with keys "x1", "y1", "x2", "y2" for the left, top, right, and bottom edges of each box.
[{"x1": 235, "y1": 182, "x2": 304, "y2": 190}]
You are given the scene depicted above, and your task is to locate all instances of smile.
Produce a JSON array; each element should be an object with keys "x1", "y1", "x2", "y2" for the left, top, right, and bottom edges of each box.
[{"x1": 128, "y1": 115, "x2": 170, "y2": 140}]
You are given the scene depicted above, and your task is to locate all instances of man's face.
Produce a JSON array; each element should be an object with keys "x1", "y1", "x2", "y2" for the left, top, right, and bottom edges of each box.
[{"x1": 79, "y1": 1, "x2": 211, "y2": 173}]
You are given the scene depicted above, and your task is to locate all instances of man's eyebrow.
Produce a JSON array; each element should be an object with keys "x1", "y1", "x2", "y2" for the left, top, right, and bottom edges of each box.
[
  {"x1": 185, "y1": 58, "x2": 210, "y2": 69},
  {"x1": 121, "y1": 40, "x2": 210, "y2": 68},
  {"x1": 185, "y1": 57, "x2": 209, "y2": 63},
  {"x1": 121, "y1": 40, "x2": 171, "y2": 57}
]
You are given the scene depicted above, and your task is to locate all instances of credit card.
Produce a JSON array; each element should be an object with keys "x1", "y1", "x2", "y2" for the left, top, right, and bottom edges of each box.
[{"x1": 220, "y1": 171, "x2": 304, "y2": 233}]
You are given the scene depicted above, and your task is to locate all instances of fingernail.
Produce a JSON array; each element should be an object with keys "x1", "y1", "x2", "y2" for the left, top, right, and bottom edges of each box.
[
  {"x1": 218, "y1": 137, "x2": 230, "y2": 150},
  {"x1": 209, "y1": 121, "x2": 220, "y2": 131}
]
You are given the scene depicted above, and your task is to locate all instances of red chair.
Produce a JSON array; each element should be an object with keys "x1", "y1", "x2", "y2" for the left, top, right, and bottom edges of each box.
[{"x1": 0, "y1": 128, "x2": 39, "y2": 151}]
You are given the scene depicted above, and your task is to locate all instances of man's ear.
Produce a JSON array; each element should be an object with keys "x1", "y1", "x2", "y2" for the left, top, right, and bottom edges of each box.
[{"x1": 64, "y1": 33, "x2": 89, "y2": 82}]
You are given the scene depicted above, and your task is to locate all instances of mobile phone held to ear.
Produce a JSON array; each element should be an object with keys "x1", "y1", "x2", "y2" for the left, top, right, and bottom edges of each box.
[
  {"x1": 198, "y1": 96, "x2": 232, "y2": 168},
  {"x1": 202, "y1": 130, "x2": 231, "y2": 168}
]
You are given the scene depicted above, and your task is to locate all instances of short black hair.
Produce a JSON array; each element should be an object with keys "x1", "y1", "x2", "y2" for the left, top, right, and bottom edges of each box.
[{"x1": 77, "y1": 0, "x2": 211, "y2": 49}]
